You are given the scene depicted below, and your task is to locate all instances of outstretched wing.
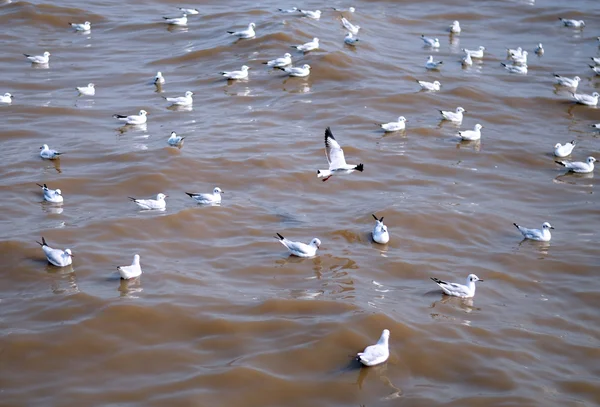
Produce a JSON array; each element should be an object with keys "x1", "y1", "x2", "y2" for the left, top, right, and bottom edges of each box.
[{"x1": 324, "y1": 127, "x2": 347, "y2": 168}]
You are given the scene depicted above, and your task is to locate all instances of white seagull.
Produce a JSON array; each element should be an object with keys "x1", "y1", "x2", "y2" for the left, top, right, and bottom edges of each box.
[
  {"x1": 263, "y1": 53, "x2": 292, "y2": 67},
  {"x1": 76, "y1": 83, "x2": 95, "y2": 96},
  {"x1": 36, "y1": 183, "x2": 63, "y2": 203},
  {"x1": 167, "y1": 131, "x2": 185, "y2": 146},
  {"x1": 341, "y1": 17, "x2": 360, "y2": 35},
  {"x1": 380, "y1": 116, "x2": 407, "y2": 132},
  {"x1": 276, "y1": 64, "x2": 311, "y2": 77},
  {"x1": 462, "y1": 52, "x2": 473, "y2": 66},
  {"x1": 37, "y1": 237, "x2": 73, "y2": 267},
  {"x1": 298, "y1": 9, "x2": 321, "y2": 19},
  {"x1": 24, "y1": 51, "x2": 50, "y2": 64},
  {"x1": 332, "y1": 6, "x2": 355, "y2": 12},
  {"x1": 40, "y1": 144, "x2": 62, "y2": 160},
  {"x1": 555, "y1": 156, "x2": 596, "y2": 173},
  {"x1": 128, "y1": 193, "x2": 168, "y2": 210},
  {"x1": 554, "y1": 140, "x2": 576, "y2": 157},
  {"x1": 292, "y1": 37, "x2": 319, "y2": 52},
  {"x1": 228, "y1": 23, "x2": 256, "y2": 39},
  {"x1": 501, "y1": 63, "x2": 528, "y2": 74},
  {"x1": 425, "y1": 55, "x2": 443, "y2": 70},
  {"x1": 113, "y1": 109, "x2": 148, "y2": 125},
  {"x1": 221, "y1": 65, "x2": 250, "y2": 80},
  {"x1": 571, "y1": 91, "x2": 599, "y2": 106},
  {"x1": 421, "y1": 35, "x2": 440, "y2": 48},
  {"x1": 440, "y1": 106, "x2": 465, "y2": 122},
  {"x1": 417, "y1": 80, "x2": 441, "y2": 91},
  {"x1": 154, "y1": 71, "x2": 165, "y2": 85},
  {"x1": 449, "y1": 20, "x2": 461, "y2": 34},
  {"x1": 163, "y1": 14, "x2": 187, "y2": 26},
  {"x1": 344, "y1": 32, "x2": 359, "y2": 46},
  {"x1": 554, "y1": 74, "x2": 580, "y2": 88},
  {"x1": 0, "y1": 92, "x2": 13, "y2": 104},
  {"x1": 430, "y1": 274, "x2": 482, "y2": 298},
  {"x1": 164, "y1": 90, "x2": 194, "y2": 106},
  {"x1": 279, "y1": 7, "x2": 298, "y2": 13},
  {"x1": 69, "y1": 21, "x2": 91, "y2": 31},
  {"x1": 458, "y1": 124, "x2": 483, "y2": 141},
  {"x1": 356, "y1": 329, "x2": 390, "y2": 366},
  {"x1": 118, "y1": 254, "x2": 142, "y2": 280},
  {"x1": 371, "y1": 214, "x2": 389, "y2": 244},
  {"x1": 535, "y1": 43, "x2": 544, "y2": 55},
  {"x1": 185, "y1": 187, "x2": 224, "y2": 204},
  {"x1": 513, "y1": 222, "x2": 553, "y2": 241},
  {"x1": 463, "y1": 46, "x2": 485, "y2": 58},
  {"x1": 559, "y1": 18, "x2": 585, "y2": 28},
  {"x1": 275, "y1": 233, "x2": 321, "y2": 257},
  {"x1": 317, "y1": 127, "x2": 364, "y2": 181},
  {"x1": 178, "y1": 7, "x2": 199, "y2": 14}
]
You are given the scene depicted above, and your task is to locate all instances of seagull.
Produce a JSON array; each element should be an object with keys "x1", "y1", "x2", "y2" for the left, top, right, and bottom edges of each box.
[
  {"x1": 535, "y1": 43, "x2": 544, "y2": 55},
  {"x1": 421, "y1": 35, "x2": 440, "y2": 48},
  {"x1": 417, "y1": 80, "x2": 441, "y2": 91},
  {"x1": 40, "y1": 144, "x2": 62, "y2": 160},
  {"x1": 592, "y1": 123, "x2": 600, "y2": 130},
  {"x1": 24, "y1": 51, "x2": 50, "y2": 64},
  {"x1": 69, "y1": 21, "x2": 91, "y2": 31},
  {"x1": 555, "y1": 156, "x2": 596, "y2": 173},
  {"x1": 344, "y1": 32, "x2": 359, "y2": 45},
  {"x1": 463, "y1": 46, "x2": 485, "y2": 58},
  {"x1": 118, "y1": 254, "x2": 142, "y2": 280},
  {"x1": 341, "y1": 17, "x2": 360, "y2": 35},
  {"x1": 507, "y1": 46, "x2": 522, "y2": 57},
  {"x1": 462, "y1": 52, "x2": 473, "y2": 66},
  {"x1": 591, "y1": 57, "x2": 600, "y2": 65},
  {"x1": 371, "y1": 214, "x2": 389, "y2": 244},
  {"x1": 559, "y1": 18, "x2": 585, "y2": 28},
  {"x1": 279, "y1": 7, "x2": 298, "y2": 13},
  {"x1": 449, "y1": 20, "x2": 461, "y2": 34},
  {"x1": 589, "y1": 65, "x2": 600, "y2": 75},
  {"x1": 356, "y1": 329, "x2": 390, "y2": 366},
  {"x1": 221, "y1": 65, "x2": 250, "y2": 80},
  {"x1": 380, "y1": 116, "x2": 407, "y2": 132},
  {"x1": 292, "y1": 37, "x2": 319, "y2": 52},
  {"x1": 317, "y1": 127, "x2": 364, "y2": 181},
  {"x1": 501, "y1": 63, "x2": 527, "y2": 74},
  {"x1": 167, "y1": 131, "x2": 185, "y2": 146},
  {"x1": 274, "y1": 233, "x2": 321, "y2": 257},
  {"x1": 440, "y1": 106, "x2": 465, "y2": 122},
  {"x1": 513, "y1": 222, "x2": 553, "y2": 241},
  {"x1": 276, "y1": 64, "x2": 311, "y2": 77},
  {"x1": 554, "y1": 74, "x2": 580, "y2": 88},
  {"x1": 332, "y1": 6, "x2": 355, "y2": 12},
  {"x1": 430, "y1": 274, "x2": 482, "y2": 298},
  {"x1": 571, "y1": 91, "x2": 599, "y2": 106},
  {"x1": 164, "y1": 91, "x2": 193, "y2": 106},
  {"x1": 0, "y1": 92, "x2": 13, "y2": 104},
  {"x1": 425, "y1": 55, "x2": 443, "y2": 70},
  {"x1": 185, "y1": 187, "x2": 224, "y2": 204},
  {"x1": 263, "y1": 53, "x2": 292, "y2": 67},
  {"x1": 36, "y1": 237, "x2": 73, "y2": 267},
  {"x1": 228, "y1": 23, "x2": 256, "y2": 39},
  {"x1": 76, "y1": 83, "x2": 95, "y2": 96},
  {"x1": 163, "y1": 14, "x2": 187, "y2": 26},
  {"x1": 113, "y1": 109, "x2": 148, "y2": 125},
  {"x1": 298, "y1": 9, "x2": 321, "y2": 19},
  {"x1": 154, "y1": 71, "x2": 165, "y2": 85},
  {"x1": 554, "y1": 140, "x2": 576, "y2": 157},
  {"x1": 458, "y1": 124, "x2": 483, "y2": 141},
  {"x1": 36, "y1": 183, "x2": 63, "y2": 203},
  {"x1": 178, "y1": 7, "x2": 199, "y2": 14},
  {"x1": 128, "y1": 193, "x2": 167, "y2": 210},
  {"x1": 510, "y1": 50, "x2": 528, "y2": 65}
]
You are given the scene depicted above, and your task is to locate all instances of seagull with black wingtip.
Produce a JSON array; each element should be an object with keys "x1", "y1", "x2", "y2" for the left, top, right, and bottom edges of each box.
[{"x1": 317, "y1": 127, "x2": 363, "y2": 181}]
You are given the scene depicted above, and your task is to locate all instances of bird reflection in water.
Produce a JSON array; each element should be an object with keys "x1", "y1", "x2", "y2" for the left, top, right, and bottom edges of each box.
[
  {"x1": 118, "y1": 277, "x2": 143, "y2": 298},
  {"x1": 356, "y1": 363, "x2": 403, "y2": 400}
]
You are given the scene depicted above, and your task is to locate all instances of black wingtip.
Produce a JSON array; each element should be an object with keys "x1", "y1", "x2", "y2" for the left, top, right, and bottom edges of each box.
[
  {"x1": 316, "y1": 170, "x2": 321, "y2": 174},
  {"x1": 555, "y1": 161, "x2": 566, "y2": 167},
  {"x1": 570, "y1": 140, "x2": 576, "y2": 145},
  {"x1": 185, "y1": 192, "x2": 194, "y2": 197},
  {"x1": 275, "y1": 233, "x2": 284, "y2": 240},
  {"x1": 513, "y1": 223, "x2": 519, "y2": 228},
  {"x1": 227, "y1": 31, "x2": 235, "y2": 34},
  {"x1": 372, "y1": 214, "x2": 378, "y2": 221},
  {"x1": 128, "y1": 197, "x2": 137, "y2": 201},
  {"x1": 355, "y1": 163, "x2": 364, "y2": 172},
  {"x1": 325, "y1": 127, "x2": 334, "y2": 140},
  {"x1": 37, "y1": 236, "x2": 47, "y2": 246},
  {"x1": 430, "y1": 277, "x2": 442, "y2": 284}
]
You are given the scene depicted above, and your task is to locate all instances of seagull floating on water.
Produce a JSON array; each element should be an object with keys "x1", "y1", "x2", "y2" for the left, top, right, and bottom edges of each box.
[
  {"x1": 379, "y1": 116, "x2": 407, "y2": 132},
  {"x1": 164, "y1": 91, "x2": 194, "y2": 106},
  {"x1": 554, "y1": 140, "x2": 576, "y2": 157},
  {"x1": 344, "y1": 32, "x2": 359, "y2": 45},
  {"x1": 37, "y1": 183, "x2": 63, "y2": 203},
  {"x1": 341, "y1": 17, "x2": 360, "y2": 35},
  {"x1": 554, "y1": 74, "x2": 580, "y2": 88},
  {"x1": 40, "y1": 144, "x2": 62, "y2": 160},
  {"x1": 535, "y1": 43, "x2": 544, "y2": 55},
  {"x1": 37, "y1": 237, "x2": 73, "y2": 267},
  {"x1": 440, "y1": 106, "x2": 465, "y2": 122},
  {"x1": 371, "y1": 214, "x2": 389, "y2": 244},
  {"x1": 178, "y1": 7, "x2": 199, "y2": 14},
  {"x1": 501, "y1": 62, "x2": 527, "y2": 74},
  {"x1": 571, "y1": 91, "x2": 599, "y2": 106},
  {"x1": 417, "y1": 80, "x2": 441, "y2": 91},
  {"x1": 113, "y1": 109, "x2": 148, "y2": 125},
  {"x1": 462, "y1": 52, "x2": 473, "y2": 66},
  {"x1": 185, "y1": 187, "x2": 224, "y2": 204},
  {"x1": 221, "y1": 65, "x2": 250, "y2": 80},
  {"x1": 69, "y1": 21, "x2": 91, "y2": 31},
  {"x1": 0, "y1": 92, "x2": 13, "y2": 104},
  {"x1": 555, "y1": 156, "x2": 596, "y2": 173},
  {"x1": 167, "y1": 131, "x2": 185, "y2": 146},
  {"x1": 421, "y1": 35, "x2": 440, "y2": 48},
  {"x1": 275, "y1": 233, "x2": 321, "y2": 257},
  {"x1": 118, "y1": 254, "x2": 142, "y2": 280},
  {"x1": 276, "y1": 64, "x2": 311, "y2": 77},
  {"x1": 263, "y1": 53, "x2": 292, "y2": 67},
  {"x1": 24, "y1": 51, "x2": 50, "y2": 64},
  {"x1": 298, "y1": 9, "x2": 321, "y2": 19},
  {"x1": 154, "y1": 71, "x2": 165, "y2": 85},
  {"x1": 292, "y1": 37, "x2": 319, "y2": 52},
  {"x1": 449, "y1": 20, "x2": 461, "y2": 33},
  {"x1": 431, "y1": 274, "x2": 482, "y2": 298},
  {"x1": 514, "y1": 222, "x2": 553, "y2": 241},
  {"x1": 279, "y1": 7, "x2": 298, "y2": 13},
  {"x1": 458, "y1": 124, "x2": 483, "y2": 141},
  {"x1": 559, "y1": 18, "x2": 585, "y2": 28},
  {"x1": 356, "y1": 329, "x2": 390, "y2": 366},
  {"x1": 332, "y1": 6, "x2": 355, "y2": 12},
  {"x1": 228, "y1": 23, "x2": 256, "y2": 39},
  {"x1": 163, "y1": 14, "x2": 187, "y2": 26},
  {"x1": 463, "y1": 46, "x2": 485, "y2": 58},
  {"x1": 129, "y1": 193, "x2": 167, "y2": 210},
  {"x1": 425, "y1": 55, "x2": 443, "y2": 70},
  {"x1": 76, "y1": 83, "x2": 95, "y2": 96},
  {"x1": 317, "y1": 127, "x2": 364, "y2": 181}
]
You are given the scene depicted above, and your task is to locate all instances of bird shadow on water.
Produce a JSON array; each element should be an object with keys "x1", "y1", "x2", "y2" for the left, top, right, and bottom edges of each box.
[
  {"x1": 356, "y1": 363, "x2": 403, "y2": 400},
  {"x1": 117, "y1": 123, "x2": 147, "y2": 134},
  {"x1": 429, "y1": 295, "x2": 478, "y2": 313},
  {"x1": 553, "y1": 171, "x2": 594, "y2": 187},
  {"x1": 118, "y1": 278, "x2": 143, "y2": 298},
  {"x1": 44, "y1": 265, "x2": 79, "y2": 295},
  {"x1": 512, "y1": 239, "x2": 550, "y2": 258}
]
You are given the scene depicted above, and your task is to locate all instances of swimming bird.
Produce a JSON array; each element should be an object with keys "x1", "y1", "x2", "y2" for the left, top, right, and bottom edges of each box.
[
  {"x1": 228, "y1": 23, "x2": 256, "y2": 39},
  {"x1": 421, "y1": 35, "x2": 440, "y2": 48},
  {"x1": 37, "y1": 237, "x2": 73, "y2": 267},
  {"x1": 379, "y1": 116, "x2": 407, "y2": 132},
  {"x1": 356, "y1": 329, "x2": 390, "y2": 366},
  {"x1": 510, "y1": 50, "x2": 528, "y2": 65},
  {"x1": 553, "y1": 74, "x2": 580, "y2": 88},
  {"x1": 76, "y1": 83, "x2": 95, "y2": 96},
  {"x1": 113, "y1": 109, "x2": 148, "y2": 125},
  {"x1": 513, "y1": 222, "x2": 553, "y2": 241},
  {"x1": 167, "y1": 131, "x2": 185, "y2": 146},
  {"x1": 69, "y1": 21, "x2": 91, "y2": 31},
  {"x1": 462, "y1": 52, "x2": 473, "y2": 66},
  {"x1": 425, "y1": 55, "x2": 443, "y2": 70},
  {"x1": 128, "y1": 193, "x2": 167, "y2": 210},
  {"x1": 274, "y1": 233, "x2": 321, "y2": 257},
  {"x1": 332, "y1": 6, "x2": 355, "y2": 12},
  {"x1": 178, "y1": 7, "x2": 199, "y2": 14},
  {"x1": 185, "y1": 187, "x2": 224, "y2": 204},
  {"x1": 36, "y1": 183, "x2": 63, "y2": 203},
  {"x1": 458, "y1": 124, "x2": 483, "y2": 141},
  {"x1": 24, "y1": 51, "x2": 50, "y2": 64},
  {"x1": 371, "y1": 214, "x2": 389, "y2": 244},
  {"x1": 279, "y1": 7, "x2": 298, "y2": 13},
  {"x1": 292, "y1": 37, "x2": 319, "y2": 52},
  {"x1": 263, "y1": 53, "x2": 292, "y2": 67},
  {"x1": 592, "y1": 57, "x2": 600, "y2": 65},
  {"x1": 164, "y1": 91, "x2": 194, "y2": 106},
  {"x1": 221, "y1": 65, "x2": 250, "y2": 80},
  {"x1": 463, "y1": 46, "x2": 485, "y2": 58},
  {"x1": 440, "y1": 106, "x2": 465, "y2": 122},
  {"x1": 554, "y1": 140, "x2": 576, "y2": 157},
  {"x1": 40, "y1": 144, "x2": 62, "y2": 160},
  {"x1": 559, "y1": 18, "x2": 584, "y2": 28},
  {"x1": 154, "y1": 71, "x2": 165, "y2": 85},
  {"x1": 317, "y1": 127, "x2": 364, "y2": 181},
  {"x1": 555, "y1": 156, "x2": 596, "y2": 173},
  {"x1": 344, "y1": 32, "x2": 359, "y2": 46},
  {"x1": 501, "y1": 63, "x2": 527, "y2": 74},
  {"x1": 298, "y1": 9, "x2": 321, "y2": 19},
  {"x1": 571, "y1": 91, "x2": 599, "y2": 106},
  {"x1": 118, "y1": 254, "x2": 142, "y2": 280},
  {"x1": 276, "y1": 64, "x2": 311, "y2": 77},
  {"x1": 0, "y1": 92, "x2": 13, "y2": 104},
  {"x1": 589, "y1": 65, "x2": 600, "y2": 75},
  {"x1": 535, "y1": 43, "x2": 544, "y2": 55},
  {"x1": 341, "y1": 17, "x2": 360, "y2": 35},
  {"x1": 417, "y1": 80, "x2": 441, "y2": 91},
  {"x1": 163, "y1": 14, "x2": 187, "y2": 26},
  {"x1": 449, "y1": 20, "x2": 461, "y2": 33},
  {"x1": 430, "y1": 274, "x2": 482, "y2": 298}
]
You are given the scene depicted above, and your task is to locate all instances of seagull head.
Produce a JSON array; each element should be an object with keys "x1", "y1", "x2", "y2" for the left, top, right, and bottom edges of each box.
[
  {"x1": 312, "y1": 37, "x2": 319, "y2": 43},
  {"x1": 139, "y1": 110, "x2": 148, "y2": 116},
  {"x1": 44, "y1": 51, "x2": 51, "y2": 57},
  {"x1": 249, "y1": 22, "x2": 256, "y2": 29},
  {"x1": 185, "y1": 91, "x2": 194, "y2": 97},
  {"x1": 479, "y1": 46, "x2": 486, "y2": 51},
  {"x1": 169, "y1": 131, "x2": 177, "y2": 138},
  {"x1": 474, "y1": 124, "x2": 483, "y2": 131},
  {"x1": 468, "y1": 274, "x2": 482, "y2": 282},
  {"x1": 310, "y1": 238, "x2": 321, "y2": 248},
  {"x1": 213, "y1": 187, "x2": 223, "y2": 195},
  {"x1": 88, "y1": 83, "x2": 95, "y2": 88},
  {"x1": 157, "y1": 193, "x2": 167, "y2": 200},
  {"x1": 573, "y1": 76, "x2": 581, "y2": 82},
  {"x1": 587, "y1": 156, "x2": 597, "y2": 164},
  {"x1": 156, "y1": 71, "x2": 163, "y2": 77},
  {"x1": 55, "y1": 189, "x2": 62, "y2": 195},
  {"x1": 427, "y1": 55, "x2": 433, "y2": 62},
  {"x1": 65, "y1": 248, "x2": 73, "y2": 257},
  {"x1": 85, "y1": 21, "x2": 91, "y2": 26},
  {"x1": 456, "y1": 107, "x2": 466, "y2": 113},
  {"x1": 40, "y1": 144, "x2": 49, "y2": 150},
  {"x1": 542, "y1": 222, "x2": 554, "y2": 230},
  {"x1": 592, "y1": 92, "x2": 600, "y2": 98},
  {"x1": 284, "y1": 53, "x2": 291, "y2": 58},
  {"x1": 433, "y1": 81, "x2": 441, "y2": 86},
  {"x1": 241, "y1": 65, "x2": 250, "y2": 71},
  {"x1": 4, "y1": 92, "x2": 12, "y2": 98},
  {"x1": 349, "y1": 7, "x2": 356, "y2": 12},
  {"x1": 380, "y1": 329, "x2": 390, "y2": 343},
  {"x1": 452, "y1": 20, "x2": 460, "y2": 26},
  {"x1": 133, "y1": 254, "x2": 140, "y2": 264},
  {"x1": 302, "y1": 64, "x2": 311, "y2": 70},
  {"x1": 398, "y1": 116, "x2": 407, "y2": 122}
]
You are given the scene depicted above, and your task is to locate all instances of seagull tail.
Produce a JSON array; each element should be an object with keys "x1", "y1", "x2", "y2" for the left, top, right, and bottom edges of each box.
[
  {"x1": 36, "y1": 183, "x2": 44, "y2": 188},
  {"x1": 555, "y1": 161, "x2": 566, "y2": 167},
  {"x1": 184, "y1": 192, "x2": 196, "y2": 198},
  {"x1": 570, "y1": 140, "x2": 576, "y2": 145},
  {"x1": 275, "y1": 233, "x2": 285, "y2": 240},
  {"x1": 227, "y1": 31, "x2": 235, "y2": 34},
  {"x1": 23, "y1": 53, "x2": 31, "y2": 57},
  {"x1": 36, "y1": 236, "x2": 47, "y2": 246},
  {"x1": 355, "y1": 163, "x2": 364, "y2": 172},
  {"x1": 128, "y1": 197, "x2": 137, "y2": 202},
  {"x1": 430, "y1": 277, "x2": 443, "y2": 284}
]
